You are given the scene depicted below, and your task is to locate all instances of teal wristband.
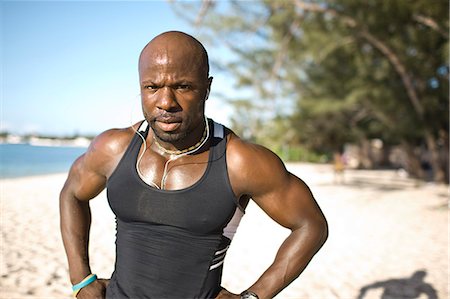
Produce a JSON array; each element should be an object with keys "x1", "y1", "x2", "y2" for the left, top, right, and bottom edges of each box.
[{"x1": 72, "y1": 274, "x2": 97, "y2": 292}]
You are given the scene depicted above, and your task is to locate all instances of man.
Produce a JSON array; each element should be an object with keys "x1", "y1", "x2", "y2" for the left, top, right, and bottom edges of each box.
[{"x1": 60, "y1": 31, "x2": 327, "y2": 299}]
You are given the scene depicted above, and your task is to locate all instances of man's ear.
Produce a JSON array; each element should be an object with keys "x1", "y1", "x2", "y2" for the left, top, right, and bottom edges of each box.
[
  {"x1": 208, "y1": 76, "x2": 213, "y2": 89},
  {"x1": 205, "y1": 76, "x2": 213, "y2": 101}
]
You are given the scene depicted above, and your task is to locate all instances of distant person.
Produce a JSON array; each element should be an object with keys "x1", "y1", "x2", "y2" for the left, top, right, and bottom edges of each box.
[
  {"x1": 358, "y1": 270, "x2": 437, "y2": 299},
  {"x1": 60, "y1": 31, "x2": 328, "y2": 299},
  {"x1": 333, "y1": 151, "x2": 345, "y2": 184}
]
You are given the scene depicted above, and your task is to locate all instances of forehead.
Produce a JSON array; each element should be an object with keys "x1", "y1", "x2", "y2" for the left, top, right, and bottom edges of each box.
[
  {"x1": 140, "y1": 50, "x2": 204, "y2": 79},
  {"x1": 139, "y1": 36, "x2": 208, "y2": 81}
]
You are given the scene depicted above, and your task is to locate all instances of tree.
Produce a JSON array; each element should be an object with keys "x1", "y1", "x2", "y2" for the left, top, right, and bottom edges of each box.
[{"x1": 172, "y1": 0, "x2": 449, "y2": 182}]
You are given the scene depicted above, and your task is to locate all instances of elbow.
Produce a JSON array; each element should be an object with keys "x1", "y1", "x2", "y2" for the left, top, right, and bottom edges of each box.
[
  {"x1": 312, "y1": 208, "x2": 328, "y2": 249},
  {"x1": 292, "y1": 215, "x2": 328, "y2": 251},
  {"x1": 308, "y1": 216, "x2": 328, "y2": 251},
  {"x1": 319, "y1": 218, "x2": 328, "y2": 248},
  {"x1": 59, "y1": 185, "x2": 69, "y2": 210},
  {"x1": 59, "y1": 184, "x2": 75, "y2": 210}
]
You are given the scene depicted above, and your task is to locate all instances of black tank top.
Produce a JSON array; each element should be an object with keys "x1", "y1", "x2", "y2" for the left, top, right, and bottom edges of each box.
[{"x1": 105, "y1": 119, "x2": 244, "y2": 299}]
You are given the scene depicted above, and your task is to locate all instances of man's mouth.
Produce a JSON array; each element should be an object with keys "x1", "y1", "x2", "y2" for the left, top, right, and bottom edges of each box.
[
  {"x1": 156, "y1": 121, "x2": 181, "y2": 132},
  {"x1": 154, "y1": 115, "x2": 182, "y2": 132}
]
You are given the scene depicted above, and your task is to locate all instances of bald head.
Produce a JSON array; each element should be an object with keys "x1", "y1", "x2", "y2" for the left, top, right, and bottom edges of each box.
[{"x1": 139, "y1": 31, "x2": 210, "y2": 79}]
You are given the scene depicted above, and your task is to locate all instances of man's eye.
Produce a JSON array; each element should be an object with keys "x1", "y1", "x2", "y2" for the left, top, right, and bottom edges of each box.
[
  {"x1": 145, "y1": 85, "x2": 158, "y2": 90},
  {"x1": 177, "y1": 85, "x2": 190, "y2": 90}
]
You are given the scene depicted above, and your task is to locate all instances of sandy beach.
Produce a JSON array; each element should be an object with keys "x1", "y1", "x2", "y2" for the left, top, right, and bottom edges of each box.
[{"x1": 1, "y1": 163, "x2": 448, "y2": 299}]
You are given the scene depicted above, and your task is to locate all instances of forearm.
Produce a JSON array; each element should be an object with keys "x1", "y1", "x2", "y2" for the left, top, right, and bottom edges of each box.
[
  {"x1": 247, "y1": 221, "x2": 328, "y2": 299},
  {"x1": 60, "y1": 188, "x2": 93, "y2": 284}
]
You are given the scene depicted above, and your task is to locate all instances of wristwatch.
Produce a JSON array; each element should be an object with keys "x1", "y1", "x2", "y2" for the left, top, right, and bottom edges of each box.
[{"x1": 240, "y1": 290, "x2": 259, "y2": 299}]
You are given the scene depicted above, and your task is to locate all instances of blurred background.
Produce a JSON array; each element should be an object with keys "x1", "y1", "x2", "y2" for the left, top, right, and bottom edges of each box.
[
  {"x1": 1, "y1": 1, "x2": 449, "y2": 298},
  {"x1": 172, "y1": 0, "x2": 449, "y2": 184},
  {"x1": 2, "y1": 0, "x2": 448, "y2": 182}
]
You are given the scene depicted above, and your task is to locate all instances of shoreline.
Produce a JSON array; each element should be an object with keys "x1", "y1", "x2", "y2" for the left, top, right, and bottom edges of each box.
[
  {"x1": 0, "y1": 137, "x2": 91, "y2": 148},
  {"x1": 0, "y1": 172, "x2": 69, "y2": 181}
]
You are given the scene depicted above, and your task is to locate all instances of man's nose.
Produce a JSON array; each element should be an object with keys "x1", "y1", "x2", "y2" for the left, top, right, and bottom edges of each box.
[{"x1": 156, "y1": 87, "x2": 180, "y2": 111}]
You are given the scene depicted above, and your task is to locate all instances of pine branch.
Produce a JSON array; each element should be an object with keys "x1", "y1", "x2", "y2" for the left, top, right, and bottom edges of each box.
[
  {"x1": 293, "y1": 0, "x2": 425, "y2": 119},
  {"x1": 413, "y1": 14, "x2": 448, "y2": 39}
]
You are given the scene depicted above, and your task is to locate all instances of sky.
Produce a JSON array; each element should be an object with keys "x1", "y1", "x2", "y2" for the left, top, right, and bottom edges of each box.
[{"x1": 1, "y1": 0, "x2": 235, "y2": 136}]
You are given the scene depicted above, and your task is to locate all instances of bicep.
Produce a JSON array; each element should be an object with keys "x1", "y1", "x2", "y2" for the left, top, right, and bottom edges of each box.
[
  {"x1": 252, "y1": 172, "x2": 325, "y2": 230},
  {"x1": 228, "y1": 137, "x2": 326, "y2": 230},
  {"x1": 241, "y1": 148, "x2": 325, "y2": 230}
]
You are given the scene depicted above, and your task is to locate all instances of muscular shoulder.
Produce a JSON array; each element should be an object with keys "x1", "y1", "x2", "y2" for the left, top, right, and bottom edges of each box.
[
  {"x1": 226, "y1": 132, "x2": 289, "y2": 199},
  {"x1": 63, "y1": 123, "x2": 140, "y2": 201},
  {"x1": 80, "y1": 123, "x2": 139, "y2": 178}
]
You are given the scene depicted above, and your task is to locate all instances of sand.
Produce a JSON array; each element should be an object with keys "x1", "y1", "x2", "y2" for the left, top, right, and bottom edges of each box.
[{"x1": 0, "y1": 163, "x2": 448, "y2": 299}]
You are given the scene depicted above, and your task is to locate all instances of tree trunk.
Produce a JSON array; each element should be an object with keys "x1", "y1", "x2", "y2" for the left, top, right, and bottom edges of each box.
[
  {"x1": 440, "y1": 130, "x2": 449, "y2": 183},
  {"x1": 402, "y1": 142, "x2": 424, "y2": 180},
  {"x1": 358, "y1": 138, "x2": 373, "y2": 169},
  {"x1": 425, "y1": 130, "x2": 446, "y2": 183}
]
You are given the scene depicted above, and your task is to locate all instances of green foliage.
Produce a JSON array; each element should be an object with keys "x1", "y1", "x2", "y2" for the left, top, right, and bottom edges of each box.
[
  {"x1": 272, "y1": 145, "x2": 328, "y2": 163},
  {"x1": 173, "y1": 0, "x2": 449, "y2": 176}
]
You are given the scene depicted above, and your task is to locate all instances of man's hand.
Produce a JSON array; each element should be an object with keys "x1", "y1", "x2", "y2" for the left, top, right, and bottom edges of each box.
[
  {"x1": 76, "y1": 278, "x2": 110, "y2": 299},
  {"x1": 215, "y1": 288, "x2": 240, "y2": 299}
]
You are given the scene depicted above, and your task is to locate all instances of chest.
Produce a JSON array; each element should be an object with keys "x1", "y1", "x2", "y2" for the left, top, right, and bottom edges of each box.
[
  {"x1": 137, "y1": 148, "x2": 210, "y2": 190},
  {"x1": 107, "y1": 150, "x2": 237, "y2": 234}
]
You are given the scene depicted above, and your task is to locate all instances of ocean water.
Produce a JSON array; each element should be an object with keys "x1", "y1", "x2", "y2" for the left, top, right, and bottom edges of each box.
[{"x1": 0, "y1": 144, "x2": 87, "y2": 178}]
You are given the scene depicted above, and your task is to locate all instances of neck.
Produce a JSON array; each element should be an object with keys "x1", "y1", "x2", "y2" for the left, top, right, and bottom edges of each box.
[{"x1": 152, "y1": 118, "x2": 209, "y2": 156}]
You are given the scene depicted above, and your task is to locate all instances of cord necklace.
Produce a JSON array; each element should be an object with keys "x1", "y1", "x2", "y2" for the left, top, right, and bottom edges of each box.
[{"x1": 136, "y1": 117, "x2": 210, "y2": 189}]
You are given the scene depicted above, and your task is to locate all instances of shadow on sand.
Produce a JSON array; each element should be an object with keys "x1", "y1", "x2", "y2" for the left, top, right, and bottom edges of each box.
[{"x1": 357, "y1": 270, "x2": 437, "y2": 299}]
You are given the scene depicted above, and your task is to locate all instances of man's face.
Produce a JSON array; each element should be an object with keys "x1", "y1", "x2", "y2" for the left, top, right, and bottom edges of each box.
[{"x1": 139, "y1": 43, "x2": 211, "y2": 143}]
